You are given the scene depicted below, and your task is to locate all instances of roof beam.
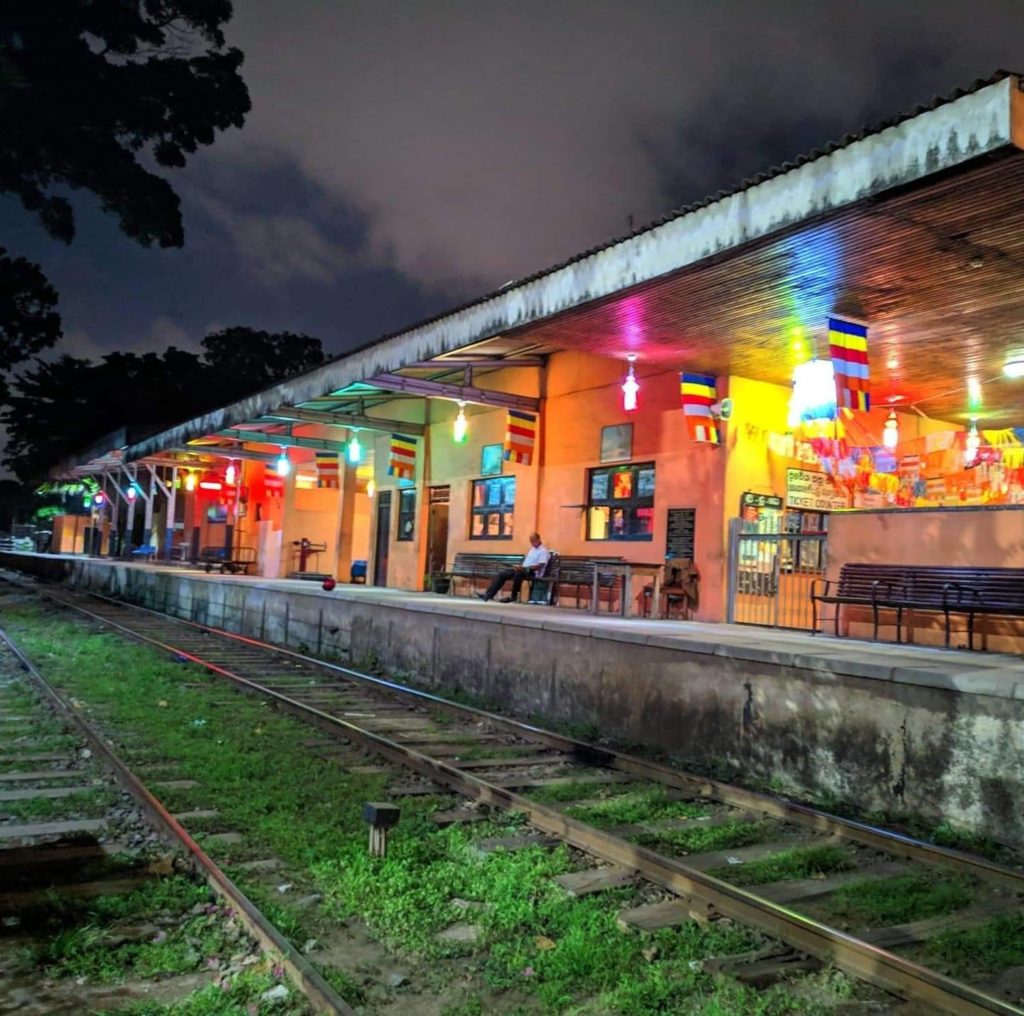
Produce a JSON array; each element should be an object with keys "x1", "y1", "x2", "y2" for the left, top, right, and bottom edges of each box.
[
  {"x1": 410, "y1": 358, "x2": 545, "y2": 370},
  {"x1": 163, "y1": 448, "x2": 277, "y2": 465},
  {"x1": 209, "y1": 429, "x2": 350, "y2": 453},
  {"x1": 366, "y1": 374, "x2": 540, "y2": 412},
  {"x1": 261, "y1": 405, "x2": 425, "y2": 435}
]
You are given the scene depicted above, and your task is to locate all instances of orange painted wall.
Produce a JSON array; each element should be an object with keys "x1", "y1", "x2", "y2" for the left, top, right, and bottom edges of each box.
[
  {"x1": 540, "y1": 352, "x2": 727, "y2": 620},
  {"x1": 827, "y1": 506, "x2": 1024, "y2": 648}
]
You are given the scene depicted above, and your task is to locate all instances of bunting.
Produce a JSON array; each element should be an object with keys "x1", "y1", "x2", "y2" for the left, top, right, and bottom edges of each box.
[
  {"x1": 504, "y1": 410, "x2": 537, "y2": 464},
  {"x1": 315, "y1": 451, "x2": 340, "y2": 489},
  {"x1": 828, "y1": 316, "x2": 870, "y2": 411},
  {"x1": 388, "y1": 434, "x2": 417, "y2": 479},
  {"x1": 680, "y1": 373, "x2": 720, "y2": 444}
]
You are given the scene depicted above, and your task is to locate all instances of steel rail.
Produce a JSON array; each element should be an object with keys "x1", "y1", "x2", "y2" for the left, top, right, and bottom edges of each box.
[
  {"x1": 0, "y1": 622, "x2": 356, "y2": 1016},
  {"x1": 24, "y1": 590, "x2": 1022, "y2": 1016},
  {"x1": 52, "y1": 584, "x2": 1024, "y2": 894}
]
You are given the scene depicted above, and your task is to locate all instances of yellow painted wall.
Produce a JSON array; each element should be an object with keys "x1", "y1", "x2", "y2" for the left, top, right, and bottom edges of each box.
[{"x1": 722, "y1": 375, "x2": 791, "y2": 525}]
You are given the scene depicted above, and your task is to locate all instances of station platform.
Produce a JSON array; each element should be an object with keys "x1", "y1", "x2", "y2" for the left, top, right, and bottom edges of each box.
[{"x1": 2, "y1": 551, "x2": 1022, "y2": 845}]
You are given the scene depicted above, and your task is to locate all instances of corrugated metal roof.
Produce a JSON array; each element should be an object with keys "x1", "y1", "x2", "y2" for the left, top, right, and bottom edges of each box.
[{"x1": 122, "y1": 71, "x2": 1024, "y2": 462}]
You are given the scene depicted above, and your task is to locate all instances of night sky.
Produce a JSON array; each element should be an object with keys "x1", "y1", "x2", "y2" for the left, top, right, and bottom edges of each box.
[{"x1": 3, "y1": 1, "x2": 1023, "y2": 362}]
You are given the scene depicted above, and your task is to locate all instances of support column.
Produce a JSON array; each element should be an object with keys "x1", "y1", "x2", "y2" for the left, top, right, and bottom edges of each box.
[
  {"x1": 164, "y1": 467, "x2": 177, "y2": 559},
  {"x1": 142, "y1": 465, "x2": 156, "y2": 548},
  {"x1": 336, "y1": 461, "x2": 358, "y2": 581},
  {"x1": 124, "y1": 469, "x2": 137, "y2": 555}
]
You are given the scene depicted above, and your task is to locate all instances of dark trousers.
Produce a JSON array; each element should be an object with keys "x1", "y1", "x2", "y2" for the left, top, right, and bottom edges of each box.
[{"x1": 484, "y1": 566, "x2": 528, "y2": 601}]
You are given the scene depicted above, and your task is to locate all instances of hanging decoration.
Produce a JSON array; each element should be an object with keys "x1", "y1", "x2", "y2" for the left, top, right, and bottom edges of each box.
[
  {"x1": 882, "y1": 410, "x2": 899, "y2": 449},
  {"x1": 346, "y1": 433, "x2": 362, "y2": 465},
  {"x1": 388, "y1": 433, "x2": 417, "y2": 479},
  {"x1": 453, "y1": 401, "x2": 468, "y2": 443},
  {"x1": 621, "y1": 355, "x2": 639, "y2": 412},
  {"x1": 225, "y1": 462, "x2": 237, "y2": 486},
  {"x1": 504, "y1": 410, "x2": 538, "y2": 464},
  {"x1": 184, "y1": 471, "x2": 197, "y2": 491},
  {"x1": 264, "y1": 464, "x2": 284, "y2": 497},
  {"x1": 366, "y1": 478, "x2": 376, "y2": 498},
  {"x1": 275, "y1": 450, "x2": 291, "y2": 477},
  {"x1": 315, "y1": 451, "x2": 340, "y2": 488},
  {"x1": 828, "y1": 316, "x2": 870, "y2": 411},
  {"x1": 680, "y1": 373, "x2": 720, "y2": 444},
  {"x1": 964, "y1": 421, "x2": 981, "y2": 466},
  {"x1": 788, "y1": 360, "x2": 837, "y2": 430}
]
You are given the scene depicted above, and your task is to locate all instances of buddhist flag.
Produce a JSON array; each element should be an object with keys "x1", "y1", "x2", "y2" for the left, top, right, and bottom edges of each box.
[
  {"x1": 388, "y1": 434, "x2": 417, "y2": 479},
  {"x1": 504, "y1": 410, "x2": 537, "y2": 464},
  {"x1": 315, "y1": 451, "x2": 340, "y2": 489},
  {"x1": 829, "y1": 316, "x2": 870, "y2": 412},
  {"x1": 680, "y1": 373, "x2": 719, "y2": 444}
]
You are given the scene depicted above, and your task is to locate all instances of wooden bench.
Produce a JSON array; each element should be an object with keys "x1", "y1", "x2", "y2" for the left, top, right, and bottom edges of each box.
[
  {"x1": 554, "y1": 556, "x2": 626, "y2": 611},
  {"x1": 811, "y1": 563, "x2": 1024, "y2": 648},
  {"x1": 436, "y1": 552, "x2": 524, "y2": 597},
  {"x1": 201, "y1": 546, "x2": 257, "y2": 576}
]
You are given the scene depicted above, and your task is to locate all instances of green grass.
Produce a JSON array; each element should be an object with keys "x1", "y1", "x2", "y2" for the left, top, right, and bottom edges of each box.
[
  {"x1": 631, "y1": 819, "x2": 776, "y2": 856},
  {"x1": 31, "y1": 876, "x2": 238, "y2": 984},
  {"x1": 92, "y1": 969, "x2": 312, "y2": 1014},
  {"x1": 1, "y1": 786, "x2": 111, "y2": 820},
  {"x1": 3, "y1": 601, "x2": 860, "y2": 1015},
  {"x1": 825, "y1": 872, "x2": 974, "y2": 926},
  {"x1": 923, "y1": 911, "x2": 1024, "y2": 977},
  {"x1": 562, "y1": 788, "x2": 711, "y2": 827},
  {"x1": 527, "y1": 779, "x2": 643, "y2": 805},
  {"x1": 711, "y1": 844, "x2": 854, "y2": 887}
]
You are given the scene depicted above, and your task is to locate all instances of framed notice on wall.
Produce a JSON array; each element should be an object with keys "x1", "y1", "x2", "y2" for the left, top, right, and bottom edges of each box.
[
  {"x1": 666, "y1": 507, "x2": 696, "y2": 560},
  {"x1": 600, "y1": 423, "x2": 633, "y2": 462},
  {"x1": 786, "y1": 468, "x2": 849, "y2": 511}
]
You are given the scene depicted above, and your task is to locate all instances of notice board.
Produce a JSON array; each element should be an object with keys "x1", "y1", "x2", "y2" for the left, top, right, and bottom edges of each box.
[{"x1": 666, "y1": 507, "x2": 696, "y2": 560}]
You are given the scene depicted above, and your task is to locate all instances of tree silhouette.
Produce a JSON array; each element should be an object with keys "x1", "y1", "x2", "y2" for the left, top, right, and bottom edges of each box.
[
  {"x1": 2, "y1": 329, "x2": 325, "y2": 485},
  {"x1": 0, "y1": 1, "x2": 250, "y2": 375},
  {"x1": 0, "y1": 248, "x2": 61, "y2": 399}
]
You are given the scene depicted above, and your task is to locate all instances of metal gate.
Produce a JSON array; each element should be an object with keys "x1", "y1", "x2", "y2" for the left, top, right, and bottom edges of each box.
[{"x1": 726, "y1": 518, "x2": 828, "y2": 630}]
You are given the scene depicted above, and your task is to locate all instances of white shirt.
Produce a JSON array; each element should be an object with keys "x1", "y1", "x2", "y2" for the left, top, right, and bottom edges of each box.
[{"x1": 522, "y1": 544, "x2": 551, "y2": 572}]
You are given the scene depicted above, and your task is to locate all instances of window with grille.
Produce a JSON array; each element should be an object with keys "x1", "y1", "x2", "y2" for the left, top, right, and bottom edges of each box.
[
  {"x1": 396, "y1": 488, "x2": 416, "y2": 541},
  {"x1": 586, "y1": 462, "x2": 655, "y2": 541},
  {"x1": 470, "y1": 476, "x2": 515, "y2": 540}
]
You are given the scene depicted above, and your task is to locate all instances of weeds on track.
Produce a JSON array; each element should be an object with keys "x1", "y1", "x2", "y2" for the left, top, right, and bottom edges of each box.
[{"x1": 5, "y1": 601, "x2": 861, "y2": 1014}]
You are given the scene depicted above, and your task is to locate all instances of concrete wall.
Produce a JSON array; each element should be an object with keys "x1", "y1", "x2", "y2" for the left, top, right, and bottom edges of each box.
[{"x1": 8, "y1": 551, "x2": 1021, "y2": 846}]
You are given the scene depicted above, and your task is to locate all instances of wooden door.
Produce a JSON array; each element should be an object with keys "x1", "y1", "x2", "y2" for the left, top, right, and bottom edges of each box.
[
  {"x1": 426, "y1": 486, "x2": 450, "y2": 579},
  {"x1": 373, "y1": 491, "x2": 392, "y2": 587}
]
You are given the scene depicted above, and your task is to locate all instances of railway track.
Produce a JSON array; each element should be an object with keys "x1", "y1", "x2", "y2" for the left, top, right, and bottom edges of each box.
[
  {"x1": 6, "y1": 578, "x2": 1024, "y2": 1015},
  {"x1": 0, "y1": 600, "x2": 353, "y2": 1015}
]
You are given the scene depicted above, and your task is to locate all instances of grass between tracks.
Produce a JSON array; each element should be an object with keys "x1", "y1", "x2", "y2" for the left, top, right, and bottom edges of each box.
[{"x1": 5, "y1": 600, "x2": 863, "y2": 1014}]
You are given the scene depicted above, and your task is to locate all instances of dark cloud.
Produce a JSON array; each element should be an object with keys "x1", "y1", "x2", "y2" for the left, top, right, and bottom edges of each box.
[{"x1": 3, "y1": 0, "x2": 1023, "y2": 359}]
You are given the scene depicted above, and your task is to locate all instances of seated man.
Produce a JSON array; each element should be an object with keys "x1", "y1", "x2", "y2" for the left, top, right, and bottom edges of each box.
[{"x1": 478, "y1": 532, "x2": 551, "y2": 603}]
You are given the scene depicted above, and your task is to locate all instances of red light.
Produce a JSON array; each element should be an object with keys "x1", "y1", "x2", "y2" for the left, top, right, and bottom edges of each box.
[{"x1": 199, "y1": 481, "x2": 223, "y2": 491}]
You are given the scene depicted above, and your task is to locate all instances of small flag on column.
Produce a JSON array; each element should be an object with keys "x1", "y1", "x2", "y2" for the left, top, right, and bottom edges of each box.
[
  {"x1": 388, "y1": 434, "x2": 417, "y2": 479},
  {"x1": 828, "y1": 316, "x2": 870, "y2": 411},
  {"x1": 504, "y1": 410, "x2": 537, "y2": 464},
  {"x1": 680, "y1": 373, "x2": 720, "y2": 444},
  {"x1": 315, "y1": 451, "x2": 340, "y2": 488}
]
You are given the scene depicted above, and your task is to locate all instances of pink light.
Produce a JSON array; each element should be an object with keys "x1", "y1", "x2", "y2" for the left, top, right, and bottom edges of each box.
[{"x1": 621, "y1": 355, "x2": 639, "y2": 412}]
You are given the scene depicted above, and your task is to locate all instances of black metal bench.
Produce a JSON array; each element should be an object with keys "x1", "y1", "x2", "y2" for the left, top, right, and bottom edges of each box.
[
  {"x1": 201, "y1": 545, "x2": 257, "y2": 575},
  {"x1": 811, "y1": 563, "x2": 1024, "y2": 648}
]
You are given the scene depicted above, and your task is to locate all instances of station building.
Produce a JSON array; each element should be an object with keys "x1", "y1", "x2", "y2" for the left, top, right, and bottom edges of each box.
[
  {"x1": 17, "y1": 73, "x2": 1024, "y2": 844},
  {"x1": 49, "y1": 72, "x2": 1024, "y2": 643}
]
